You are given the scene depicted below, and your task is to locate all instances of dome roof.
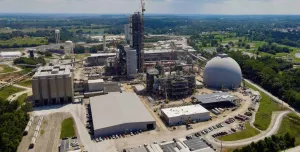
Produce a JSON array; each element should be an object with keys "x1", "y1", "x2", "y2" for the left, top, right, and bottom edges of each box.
[{"x1": 203, "y1": 54, "x2": 242, "y2": 89}]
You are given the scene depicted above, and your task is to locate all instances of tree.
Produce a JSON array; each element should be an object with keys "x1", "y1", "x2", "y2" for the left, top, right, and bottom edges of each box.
[{"x1": 245, "y1": 44, "x2": 250, "y2": 49}]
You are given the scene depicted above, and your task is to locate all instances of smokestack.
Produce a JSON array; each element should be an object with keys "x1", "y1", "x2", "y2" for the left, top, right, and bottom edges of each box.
[{"x1": 103, "y1": 35, "x2": 106, "y2": 51}]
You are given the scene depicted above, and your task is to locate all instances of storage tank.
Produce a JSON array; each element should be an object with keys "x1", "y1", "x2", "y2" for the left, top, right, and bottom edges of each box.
[
  {"x1": 32, "y1": 78, "x2": 40, "y2": 102},
  {"x1": 49, "y1": 77, "x2": 57, "y2": 104},
  {"x1": 203, "y1": 54, "x2": 242, "y2": 89},
  {"x1": 65, "y1": 76, "x2": 73, "y2": 103},
  {"x1": 56, "y1": 76, "x2": 65, "y2": 103},
  {"x1": 40, "y1": 78, "x2": 49, "y2": 105}
]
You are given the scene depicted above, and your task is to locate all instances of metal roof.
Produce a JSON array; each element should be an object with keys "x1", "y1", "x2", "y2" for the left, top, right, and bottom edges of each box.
[
  {"x1": 183, "y1": 138, "x2": 214, "y2": 152},
  {"x1": 192, "y1": 92, "x2": 238, "y2": 104},
  {"x1": 90, "y1": 92, "x2": 155, "y2": 131},
  {"x1": 161, "y1": 105, "x2": 209, "y2": 118}
]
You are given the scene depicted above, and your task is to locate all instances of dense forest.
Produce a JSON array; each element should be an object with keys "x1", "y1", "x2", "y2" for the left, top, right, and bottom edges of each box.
[
  {"x1": 233, "y1": 133, "x2": 295, "y2": 152},
  {"x1": 0, "y1": 100, "x2": 32, "y2": 152},
  {"x1": 228, "y1": 51, "x2": 300, "y2": 109}
]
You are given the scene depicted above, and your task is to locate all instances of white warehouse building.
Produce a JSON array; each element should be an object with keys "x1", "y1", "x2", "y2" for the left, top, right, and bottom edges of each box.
[
  {"x1": 90, "y1": 92, "x2": 156, "y2": 137},
  {"x1": 0, "y1": 51, "x2": 22, "y2": 58},
  {"x1": 161, "y1": 105, "x2": 210, "y2": 126}
]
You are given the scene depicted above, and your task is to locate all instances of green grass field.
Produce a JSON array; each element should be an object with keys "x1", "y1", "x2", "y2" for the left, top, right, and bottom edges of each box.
[
  {"x1": 60, "y1": 118, "x2": 75, "y2": 138},
  {"x1": 0, "y1": 65, "x2": 15, "y2": 73},
  {"x1": 16, "y1": 93, "x2": 28, "y2": 106},
  {"x1": 246, "y1": 82, "x2": 283, "y2": 131},
  {"x1": 277, "y1": 113, "x2": 300, "y2": 146},
  {"x1": 0, "y1": 86, "x2": 24, "y2": 101},
  {"x1": 0, "y1": 37, "x2": 48, "y2": 46},
  {"x1": 219, "y1": 123, "x2": 260, "y2": 141},
  {"x1": 16, "y1": 79, "x2": 32, "y2": 87}
]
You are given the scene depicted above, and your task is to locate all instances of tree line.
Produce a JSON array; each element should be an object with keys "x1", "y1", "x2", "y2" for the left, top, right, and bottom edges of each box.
[
  {"x1": 228, "y1": 51, "x2": 300, "y2": 109},
  {"x1": 13, "y1": 57, "x2": 46, "y2": 66},
  {"x1": 233, "y1": 133, "x2": 295, "y2": 152},
  {"x1": 258, "y1": 43, "x2": 292, "y2": 54},
  {"x1": 0, "y1": 99, "x2": 33, "y2": 152}
]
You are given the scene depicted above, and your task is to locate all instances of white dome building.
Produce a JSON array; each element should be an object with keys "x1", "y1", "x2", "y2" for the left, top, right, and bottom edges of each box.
[{"x1": 203, "y1": 54, "x2": 242, "y2": 89}]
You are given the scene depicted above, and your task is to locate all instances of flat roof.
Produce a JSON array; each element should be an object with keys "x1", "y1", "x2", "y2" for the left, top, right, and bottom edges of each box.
[
  {"x1": 183, "y1": 138, "x2": 214, "y2": 152},
  {"x1": 161, "y1": 105, "x2": 209, "y2": 118},
  {"x1": 88, "y1": 79, "x2": 104, "y2": 83},
  {"x1": 89, "y1": 53, "x2": 116, "y2": 57},
  {"x1": 90, "y1": 92, "x2": 155, "y2": 131},
  {"x1": 33, "y1": 65, "x2": 72, "y2": 77},
  {"x1": 192, "y1": 92, "x2": 238, "y2": 104}
]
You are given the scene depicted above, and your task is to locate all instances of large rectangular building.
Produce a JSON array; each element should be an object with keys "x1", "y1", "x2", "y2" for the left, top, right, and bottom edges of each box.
[
  {"x1": 90, "y1": 92, "x2": 156, "y2": 137},
  {"x1": 32, "y1": 65, "x2": 73, "y2": 106},
  {"x1": 192, "y1": 92, "x2": 238, "y2": 109},
  {"x1": 161, "y1": 105, "x2": 210, "y2": 126}
]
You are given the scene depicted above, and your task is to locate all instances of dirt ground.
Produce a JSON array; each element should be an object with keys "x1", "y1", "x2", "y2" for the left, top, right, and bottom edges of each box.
[{"x1": 17, "y1": 113, "x2": 74, "y2": 152}]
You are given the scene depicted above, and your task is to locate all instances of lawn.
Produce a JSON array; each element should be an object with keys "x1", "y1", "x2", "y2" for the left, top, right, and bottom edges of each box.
[
  {"x1": 60, "y1": 118, "x2": 75, "y2": 138},
  {"x1": 0, "y1": 86, "x2": 24, "y2": 101},
  {"x1": 0, "y1": 37, "x2": 48, "y2": 46},
  {"x1": 277, "y1": 113, "x2": 300, "y2": 146},
  {"x1": 219, "y1": 123, "x2": 260, "y2": 141},
  {"x1": 246, "y1": 82, "x2": 283, "y2": 131},
  {"x1": 17, "y1": 79, "x2": 32, "y2": 87},
  {"x1": 15, "y1": 93, "x2": 28, "y2": 106},
  {"x1": 0, "y1": 65, "x2": 15, "y2": 73}
]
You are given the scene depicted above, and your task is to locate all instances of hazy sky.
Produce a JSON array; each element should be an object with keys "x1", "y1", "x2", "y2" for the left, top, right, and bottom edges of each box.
[{"x1": 0, "y1": 0, "x2": 299, "y2": 15}]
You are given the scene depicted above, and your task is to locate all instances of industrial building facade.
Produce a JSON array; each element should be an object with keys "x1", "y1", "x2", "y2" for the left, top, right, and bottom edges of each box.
[
  {"x1": 90, "y1": 92, "x2": 156, "y2": 137},
  {"x1": 32, "y1": 65, "x2": 74, "y2": 106},
  {"x1": 161, "y1": 105, "x2": 210, "y2": 126}
]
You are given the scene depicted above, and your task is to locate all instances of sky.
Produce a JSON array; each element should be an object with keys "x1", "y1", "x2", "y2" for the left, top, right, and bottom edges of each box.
[{"x1": 0, "y1": 0, "x2": 299, "y2": 15}]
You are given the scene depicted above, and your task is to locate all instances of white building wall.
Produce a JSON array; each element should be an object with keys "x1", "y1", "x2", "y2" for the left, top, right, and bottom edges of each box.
[{"x1": 162, "y1": 111, "x2": 210, "y2": 126}]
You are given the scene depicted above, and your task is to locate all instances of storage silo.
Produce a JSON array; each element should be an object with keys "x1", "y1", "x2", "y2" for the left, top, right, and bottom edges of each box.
[
  {"x1": 32, "y1": 78, "x2": 41, "y2": 105},
  {"x1": 40, "y1": 77, "x2": 49, "y2": 105},
  {"x1": 49, "y1": 77, "x2": 57, "y2": 104},
  {"x1": 56, "y1": 76, "x2": 65, "y2": 104},
  {"x1": 65, "y1": 76, "x2": 73, "y2": 103}
]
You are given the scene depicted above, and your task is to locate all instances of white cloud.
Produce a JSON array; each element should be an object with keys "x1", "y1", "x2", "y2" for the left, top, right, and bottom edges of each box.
[{"x1": 0, "y1": 0, "x2": 299, "y2": 14}]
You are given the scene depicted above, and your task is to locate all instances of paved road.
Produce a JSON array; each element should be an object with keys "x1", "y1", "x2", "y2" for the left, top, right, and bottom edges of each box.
[
  {"x1": 4, "y1": 83, "x2": 32, "y2": 102},
  {"x1": 205, "y1": 111, "x2": 290, "y2": 148}
]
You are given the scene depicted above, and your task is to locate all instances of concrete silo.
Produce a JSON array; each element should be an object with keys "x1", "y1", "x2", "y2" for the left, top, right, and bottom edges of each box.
[
  {"x1": 31, "y1": 65, "x2": 73, "y2": 106},
  {"x1": 40, "y1": 78, "x2": 49, "y2": 105},
  {"x1": 32, "y1": 78, "x2": 41, "y2": 106},
  {"x1": 49, "y1": 77, "x2": 57, "y2": 104},
  {"x1": 65, "y1": 76, "x2": 73, "y2": 103},
  {"x1": 56, "y1": 76, "x2": 65, "y2": 104}
]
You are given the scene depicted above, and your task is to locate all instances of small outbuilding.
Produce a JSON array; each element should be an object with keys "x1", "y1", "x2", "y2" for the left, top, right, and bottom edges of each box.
[{"x1": 161, "y1": 105, "x2": 210, "y2": 126}]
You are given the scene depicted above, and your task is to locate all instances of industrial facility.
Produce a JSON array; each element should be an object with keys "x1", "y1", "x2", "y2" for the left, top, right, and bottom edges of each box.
[
  {"x1": 146, "y1": 68, "x2": 196, "y2": 99},
  {"x1": 90, "y1": 92, "x2": 156, "y2": 137},
  {"x1": 203, "y1": 54, "x2": 242, "y2": 89},
  {"x1": 32, "y1": 65, "x2": 74, "y2": 106},
  {"x1": 192, "y1": 92, "x2": 238, "y2": 109},
  {"x1": 161, "y1": 105, "x2": 210, "y2": 126}
]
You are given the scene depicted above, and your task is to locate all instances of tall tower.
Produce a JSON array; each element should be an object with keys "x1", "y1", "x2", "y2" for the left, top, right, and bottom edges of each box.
[
  {"x1": 129, "y1": 12, "x2": 143, "y2": 72},
  {"x1": 55, "y1": 29, "x2": 60, "y2": 44},
  {"x1": 103, "y1": 35, "x2": 106, "y2": 51}
]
